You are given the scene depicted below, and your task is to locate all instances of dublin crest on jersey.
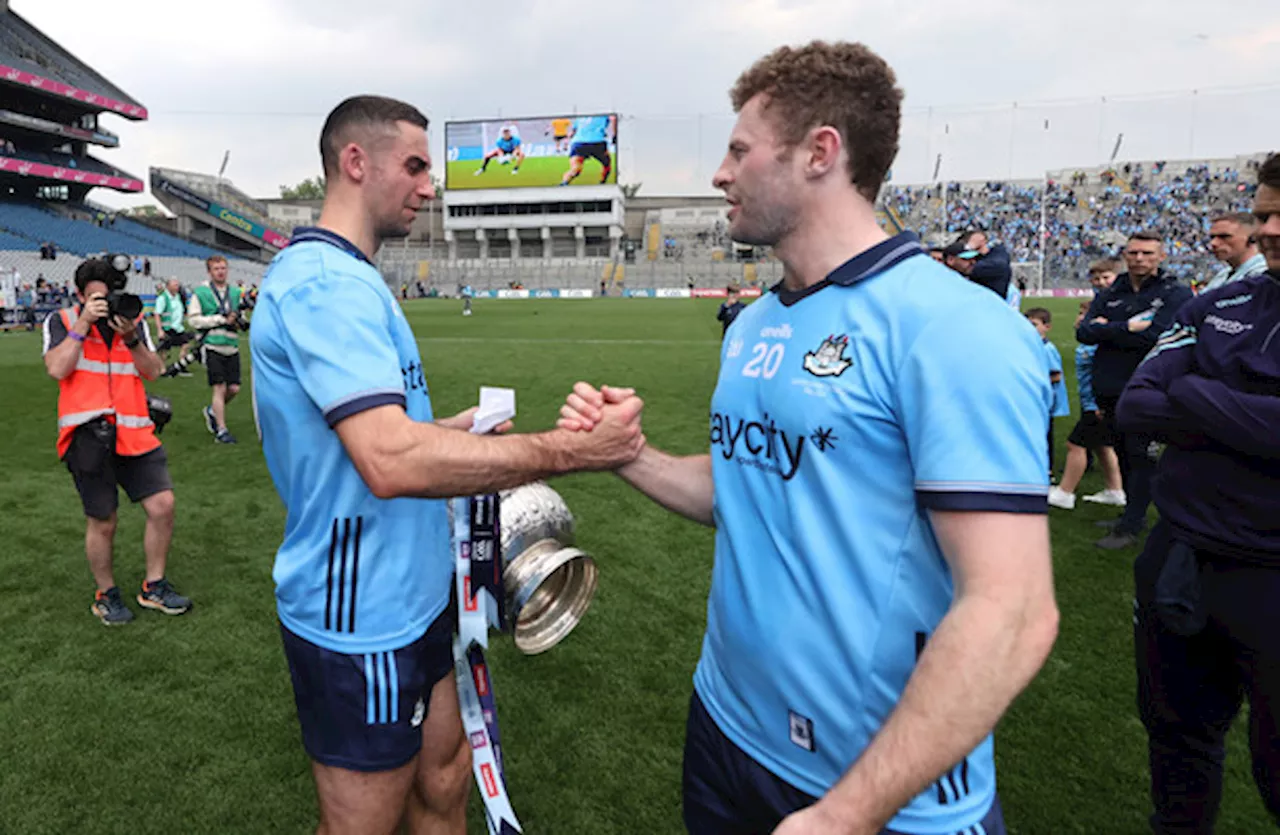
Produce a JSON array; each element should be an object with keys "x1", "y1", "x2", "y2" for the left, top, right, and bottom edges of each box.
[{"x1": 802, "y1": 334, "x2": 852, "y2": 377}]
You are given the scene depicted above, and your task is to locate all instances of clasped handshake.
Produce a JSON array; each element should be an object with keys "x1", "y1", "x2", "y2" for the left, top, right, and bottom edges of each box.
[{"x1": 557, "y1": 382, "x2": 647, "y2": 471}]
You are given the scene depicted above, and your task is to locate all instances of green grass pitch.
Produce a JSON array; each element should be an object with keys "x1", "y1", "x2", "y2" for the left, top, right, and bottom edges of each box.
[
  {"x1": 0, "y1": 297, "x2": 1270, "y2": 833},
  {"x1": 447, "y1": 154, "x2": 617, "y2": 191}
]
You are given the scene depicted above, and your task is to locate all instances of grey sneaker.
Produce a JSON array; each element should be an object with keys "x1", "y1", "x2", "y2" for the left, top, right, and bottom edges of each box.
[
  {"x1": 92, "y1": 587, "x2": 135, "y2": 625},
  {"x1": 137, "y1": 577, "x2": 191, "y2": 615},
  {"x1": 214, "y1": 429, "x2": 237, "y2": 444},
  {"x1": 202, "y1": 406, "x2": 217, "y2": 434}
]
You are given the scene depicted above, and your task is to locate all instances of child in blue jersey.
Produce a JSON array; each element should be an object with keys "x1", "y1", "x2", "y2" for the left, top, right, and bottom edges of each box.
[
  {"x1": 250, "y1": 95, "x2": 645, "y2": 835},
  {"x1": 558, "y1": 42, "x2": 1057, "y2": 835},
  {"x1": 1050, "y1": 263, "x2": 1126, "y2": 510},
  {"x1": 1026, "y1": 308, "x2": 1070, "y2": 480}
]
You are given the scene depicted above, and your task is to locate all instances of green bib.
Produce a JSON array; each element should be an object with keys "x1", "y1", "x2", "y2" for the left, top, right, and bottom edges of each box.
[{"x1": 195, "y1": 284, "x2": 242, "y2": 348}]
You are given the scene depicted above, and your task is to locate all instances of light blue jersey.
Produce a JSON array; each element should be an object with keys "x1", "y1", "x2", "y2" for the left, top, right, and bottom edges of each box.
[
  {"x1": 572, "y1": 115, "x2": 610, "y2": 144},
  {"x1": 1075, "y1": 343, "x2": 1098, "y2": 413},
  {"x1": 250, "y1": 227, "x2": 452, "y2": 655},
  {"x1": 496, "y1": 135, "x2": 520, "y2": 154},
  {"x1": 697, "y1": 233, "x2": 1051, "y2": 833},
  {"x1": 1045, "y1": 340, "x2": 1070, "y2": 417}
]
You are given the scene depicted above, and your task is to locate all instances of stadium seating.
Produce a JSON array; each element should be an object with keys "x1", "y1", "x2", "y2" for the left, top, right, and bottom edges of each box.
[
  {"x1": 879, "y1": 152, "x2": 1266, "y2": 287},
  {"x1": 107, "y1": 214, "x2": 226, "y2": 260},
  {"x1": 0, "y1": 201, "x2": 233, "y2": 260},
  {"x1": 376, "y1": 247, "x2": 782, "y2": 295},
  {"x1": 1, "y1": 147, "x2": 136, "y2": 180},
  {"x1": 0, "y1": 16, "x2": 132, "y2": 103},
  {"x1": 0, "y1": 228, "x2": 34, "y2": 249},
  {"x1": 642, "y1": 207, "x2": 738, "y2": 263},
  {"x1": 0, "y1": 249, "x2": 265, "y2": 293}
]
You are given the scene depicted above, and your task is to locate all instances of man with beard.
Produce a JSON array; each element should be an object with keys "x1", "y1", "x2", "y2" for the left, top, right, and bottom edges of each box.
[{"x1": 558, "y1": 41, "x2": 1058, "y2": 835}]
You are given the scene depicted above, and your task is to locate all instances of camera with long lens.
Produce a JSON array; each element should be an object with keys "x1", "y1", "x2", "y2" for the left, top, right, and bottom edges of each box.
[{"x1": 81, "y1": 253, "x2": 143, "y2": 320}]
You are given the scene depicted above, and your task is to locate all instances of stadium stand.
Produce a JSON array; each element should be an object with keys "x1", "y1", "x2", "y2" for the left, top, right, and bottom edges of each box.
[
  {"x1": 0, "y1": 146, "x2": 136, "y2": 180},
  {"x1": 1042, "y1": 156, "x2": 1259, "y2": 285},
  {"x1": 377, "y1": 246, "x2": 783, "y2": 296},
  {"x1": 0, "y1": 202, "x2": 229, "y2": 259},
  {"x1": 0, "y1": 249, "x2": 265, "y2": 296},
  {"x1": 152, "y1": 167, "x2": 290, "y2": 237},
  {"x1": 0, "y1": 12, "x2": 145, "y2": 115},
  {"x1": 378, "y1": 151, "x2": 1270, "y2": 297},
  {"x1": 878, "y1": 152, "x2": 1267, "y2": 288}
]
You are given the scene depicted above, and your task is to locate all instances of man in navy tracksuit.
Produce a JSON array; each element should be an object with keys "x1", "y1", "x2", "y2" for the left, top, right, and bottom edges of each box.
[
  {"x1": 1077, "y1": 232, "x2": 1194, "y2": 549},
  {"x1": 1116, "y1": 152, "x2": 1280, "y2": 833}
]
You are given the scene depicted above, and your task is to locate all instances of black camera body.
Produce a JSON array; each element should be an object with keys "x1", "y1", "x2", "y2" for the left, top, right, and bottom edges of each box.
[
  {"x1": 80, "y1": 253, "x2": 143, "y2": 320},
  {"x1": 225, "y1": 287, "x2": 255, "y2": 332},
  {"x1": 147, "y1": 394, "x2": 173, "y2": 434}
]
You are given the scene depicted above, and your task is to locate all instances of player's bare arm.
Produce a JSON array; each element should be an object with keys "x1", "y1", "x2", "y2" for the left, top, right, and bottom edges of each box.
[{"x1": 337, "y1": 396, "x2": 644, "y2": 499}]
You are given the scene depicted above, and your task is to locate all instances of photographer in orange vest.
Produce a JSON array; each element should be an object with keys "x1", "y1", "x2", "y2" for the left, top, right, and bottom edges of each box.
[{"x1": 42, "y1": 257, "x2": 191, "y2": 625}]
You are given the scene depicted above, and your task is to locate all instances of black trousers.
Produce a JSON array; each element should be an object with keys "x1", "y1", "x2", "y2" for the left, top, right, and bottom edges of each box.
[
  {"x1": 1134, "y1": 520, "x2": 1280, "y2": 833},
  {"x1": 1098, "y1": 394, "x2": 1155, "y2": 534}
]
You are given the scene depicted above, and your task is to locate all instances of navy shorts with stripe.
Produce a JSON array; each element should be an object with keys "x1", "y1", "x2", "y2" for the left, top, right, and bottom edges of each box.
[
  {"x1": 280, "y1": 609, "x2": 454, "y2": 772},
  {"x1": 569, "y1": 141, "x2": 610, "y2": 166},
  {"x1": 682, "y1": 691, "x2": 1007, "y2": 835}
]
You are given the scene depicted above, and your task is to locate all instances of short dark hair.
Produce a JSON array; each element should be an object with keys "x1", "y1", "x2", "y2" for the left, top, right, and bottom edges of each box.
[
  {"x1": 1127, "y1": 230, "x2": 1163, "y2": 246},
  {"x1": 729, "y1": 41, "x2": 902, "y2": 203},
  {"x1": 74, "y1": 258, "x2": 115, "y2": 294},
  {"x1": 1259, "y1": 153, "x2": 1280, "y2": 190},
  {"x1": 1025, "y1": 307, "x2": 1051, "y2": 324},
  {"x1": 1209, "y1": 211, "x2": 1258, "y2": 229},
  {"x1": 1088, "y1": 258, "x2": 1122, "y2": 275},
  {"x1": 320, "y1": 95, "x2": 430, "y2": 178}
]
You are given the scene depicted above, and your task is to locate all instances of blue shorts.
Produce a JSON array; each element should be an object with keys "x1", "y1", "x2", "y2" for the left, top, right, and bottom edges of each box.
[
  {"x1": 682, "y1": 691, "x2": 1007, "y2": 835},
  {"x1": 280, "y1": 610, "x2": 454, "y2": 772},
  {"x1": 569, "y1": 141, "x2": 610, "y2": 166}
]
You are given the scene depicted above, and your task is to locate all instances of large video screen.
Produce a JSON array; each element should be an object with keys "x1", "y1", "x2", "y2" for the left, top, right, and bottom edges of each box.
[{"x1": 445, "y1": 113, "x2": 618, "y2": 190}]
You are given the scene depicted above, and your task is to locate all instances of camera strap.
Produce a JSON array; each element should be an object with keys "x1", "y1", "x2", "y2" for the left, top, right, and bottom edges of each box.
[
  {"x1": 210, "y1": 284, "x2": 231, "y2": 316},
  {"x1": 452, "y1": 493, "x2": 521, "y2": 835}
]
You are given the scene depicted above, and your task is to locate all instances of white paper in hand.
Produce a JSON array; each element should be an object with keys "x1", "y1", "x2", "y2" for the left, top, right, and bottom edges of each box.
[{"x1": 471, "y1": 386, "x2": 516, "y2": 435}]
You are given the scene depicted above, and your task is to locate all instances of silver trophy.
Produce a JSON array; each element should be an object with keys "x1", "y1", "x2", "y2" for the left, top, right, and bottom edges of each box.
[{"x1": 497, "y1": 482, "x2": 599, "y2": 655}]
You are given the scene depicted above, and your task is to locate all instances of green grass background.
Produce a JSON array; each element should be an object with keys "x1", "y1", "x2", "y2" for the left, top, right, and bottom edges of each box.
[
  {"x1": 447, "y1": 154, "x2": 617, "y2": 191},
  {"x1": 0, "y1": 297, "x2": 1270, "y2": 834}
]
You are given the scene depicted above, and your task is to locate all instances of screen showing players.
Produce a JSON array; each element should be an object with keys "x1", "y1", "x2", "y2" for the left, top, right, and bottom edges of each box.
[{"x1": 445, "y1": 113, "x2": 618, "y2": 190}]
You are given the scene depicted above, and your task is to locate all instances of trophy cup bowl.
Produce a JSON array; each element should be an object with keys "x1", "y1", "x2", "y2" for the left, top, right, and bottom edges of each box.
[{"x1": 498, "y1": 482, "x2": 598, "y2": 655}]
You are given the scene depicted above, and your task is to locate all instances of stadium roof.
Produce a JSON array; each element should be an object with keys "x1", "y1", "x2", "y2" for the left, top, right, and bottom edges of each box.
[{"x1": 0, "y1": 7, "x2": 147, "y2": 120}]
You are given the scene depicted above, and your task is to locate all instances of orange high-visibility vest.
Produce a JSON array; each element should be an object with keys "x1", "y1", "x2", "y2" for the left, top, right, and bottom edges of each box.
[{"x1": 55, "y1": 307, "x2": 160, "y2": 459}]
